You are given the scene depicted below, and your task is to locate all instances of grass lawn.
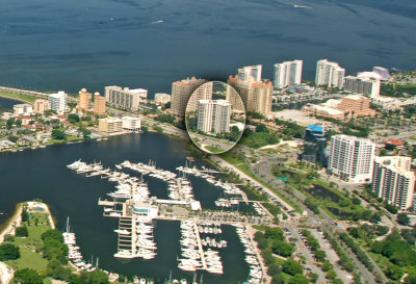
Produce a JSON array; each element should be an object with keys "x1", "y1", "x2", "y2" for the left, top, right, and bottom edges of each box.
[
  {"x1": 0, "y1": 91, "x2": 37, "y2": 104},
  {"x1": 220, "y1": 152, "x2": 302, "y2": 212},
  {"x1": 5, "y1": 212, "x2": 51, "y2": 274}
]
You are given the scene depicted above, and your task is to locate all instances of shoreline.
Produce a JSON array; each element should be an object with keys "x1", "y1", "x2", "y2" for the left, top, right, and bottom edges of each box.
[{"x1": 0, "y1": 203, "x2": 23, "y2": 244}]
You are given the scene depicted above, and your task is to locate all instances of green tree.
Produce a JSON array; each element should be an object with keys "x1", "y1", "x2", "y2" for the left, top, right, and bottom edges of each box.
[
  {"x1": 288, "y1": 274, "x2": 309, "y2": 284},
  {"x1": 68, "y1": 114, "x2": 80, "y2": 124},
  {"x1": 0, "y1": 243, "x2": 20, "y2": 261},
  {"x1": 52, "y1": 129, "x2": 66, "y2": 140},
  {"x1": 13, "y1": 268, "x2": 43, "y2": 284},
  {"x1": 282, "y1": 259, "x2": 303, "y2": 276},
  {"x1": 79, "y1": 270, "x2": 110, "y2": 284},
  {"x1": 397, "y1": 213, "x2": 410, "y2": 226}
]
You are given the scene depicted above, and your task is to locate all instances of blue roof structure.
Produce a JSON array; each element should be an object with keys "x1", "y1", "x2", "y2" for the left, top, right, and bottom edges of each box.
[{"x1": 307, "y1": 124, "x2": 324, "y2": 134}]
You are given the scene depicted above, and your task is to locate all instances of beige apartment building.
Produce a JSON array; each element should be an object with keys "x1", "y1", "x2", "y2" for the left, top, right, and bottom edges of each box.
[
  {"x1": 78, "y1": 88, "x2": 92, "y2": 111},
  {"x1": 98, "y1": 117, "x2": 123, "y2": 133},
  {"x1": 93, "y1": 93, "x2": 107, "y2": 116},
  {"x1": 33, "y1": 99, "x2": 51, "y2": 115},
  {"x1": 170, "y1": 77, "x2": 208, "y2": 118},
  {"x1": 227, "y1": 76, "x2": 272, "y2": 115}
]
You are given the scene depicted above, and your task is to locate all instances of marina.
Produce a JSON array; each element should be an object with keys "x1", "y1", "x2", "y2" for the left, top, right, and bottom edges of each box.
[{"x1": 66, "y1": 156, "x2": 269, "y2": 282}]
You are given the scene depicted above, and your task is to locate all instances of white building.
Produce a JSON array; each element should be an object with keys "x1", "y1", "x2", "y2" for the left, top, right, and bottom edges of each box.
[
  {"x1": 237, "y1": 65, "x2": 262, "y2": 81},
  {"x1": 328, "y1": 134, "x2": 376, "y2": 183},
  {"x1": 344, "y1": 72, "x2": 381, "y2": 98},
  {"x1": 13, "y1": 104, "x2": 33, "y2": 116},
  {"x1": 315, "y1": 59, "x2": 346, "y2": 89},
  {"x1": 154, "y1": 93, "x2": 171, "y2": 105},
  {"x1": 122, "y1": 116, "x2": 141, "y2": 131},
  {"x1": 197, "y1": 99, "x2": 231, "y2": 135},
  {"x1": 372, "y1": 156, "x2": 415, "y2": 211},
  {"x1": 273, "y1": 60, "x2": 303, "y2": 89},
  {"x1": 105, "y1": 86, "x2": 147, "y2": 111},
  {"x1": 48, "y1": 91, "x2": 67, "y2": 114}
]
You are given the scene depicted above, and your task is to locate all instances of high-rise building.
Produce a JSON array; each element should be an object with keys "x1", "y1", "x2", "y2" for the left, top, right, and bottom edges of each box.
[
  {"x1": 197, "y1": 100, "x2": 231, "y2": 135},
  {"x1": 98, "y1": 117, "x2": 123, "y2": 133},
  {"x1": 372, "y1": 156, "x2": 415, "y2": 210},
  {"x1": 33, "y1": 99, "x2": 50, "y2": 115},
  {"x1": 237, "y1": 65, "x2": 262, "y2": 81},
  {"x1": 273, "y1": 60, "x2": 303, "y2": 89},
  {"x1": 315, "y1": 59, "x2": 345, "y2": 89},
  {"x1": 78, "y1": 88, "x2": 92, "y2": 111},
  {"x1": 328, "y1": 135, "x2": 375, "y2": 183},
  {"x1": 344, "y1": 72, "x2": 381, "y2": 98},
  {"x1": 105, "y1": 86, "x2": 146, "y2": 112},
  {"x1": 302, "y1": 124, "x2": 327, "y2": 166},
  {"x1": 49, "y1": 91, "x2": 67, "y2": 114},
  {"x1": 228, "y1": 67, "x2": 272, "y2": 115},
  {"x1": 93, "y1": 93, "x2": 106, "y2": 116},
  {"x1": 170, "y1": 77, "x2": 208, "y2": 118}
]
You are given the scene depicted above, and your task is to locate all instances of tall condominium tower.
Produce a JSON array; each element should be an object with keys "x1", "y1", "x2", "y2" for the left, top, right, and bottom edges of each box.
[
  {"x1": 49, "y1": 91, "x2": 67, "y2": 114},
  {"x1": 171, "y1": 77, "x2": 208, "y2": 118},
  {"x1": 237, "y1": 65, "x2": 262, "y2": 81},
  {"x1": 93, "y1": 92, "x2": 107, "y2": 116},
  {"x1": 273, "y1": 60, "x2": 303, "y2": 89},
  {"x1": 197, "y1": 99, "x2": 231, "y2": 135},
  {"x1": 372, "y1": 156, "x2": 415, "y2": 211},
  {"x1": 227, "y1": 65, "x2": 272, "y2": 115},
  {"x1": 328, "y1": 134, "x2": 376, "y2": 183},
  {"x1": 315, "y1": 59, "x2": 346, "y2": 88},
  {"x1": 344, "y1": 72, "x2": 381, "y2": 98}
]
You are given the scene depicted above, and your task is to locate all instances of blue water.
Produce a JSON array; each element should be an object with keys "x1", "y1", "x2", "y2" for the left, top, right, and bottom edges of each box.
[{"x1": 0, "y1": 0, "x2": 415, "y2": 95}]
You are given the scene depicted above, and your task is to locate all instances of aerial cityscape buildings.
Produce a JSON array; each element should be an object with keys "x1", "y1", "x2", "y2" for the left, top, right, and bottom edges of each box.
[{"x1": 273, "y1": 60, "x2": 303, "y2": 89}]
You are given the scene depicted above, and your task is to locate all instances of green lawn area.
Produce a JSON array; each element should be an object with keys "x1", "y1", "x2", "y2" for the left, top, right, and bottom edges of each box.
[
  {"x1": 220, "y1": 151, "x2": 302, "y2": 212},
  {"x1": 204, "y1": 145, "x2": 225, "y2": 154},
  {"x1": 0, "y1": 91, "x2": 37, "y2": 104},
  {"x1": 5, "y1": 212, "x2": 51, "y2": 274},
  {"x1": 240, "y1": 131, "x2": 280, "y2": 149}
]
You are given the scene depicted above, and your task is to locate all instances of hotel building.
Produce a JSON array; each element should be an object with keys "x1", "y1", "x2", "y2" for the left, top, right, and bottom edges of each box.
[
  {"x1": 315, "y1": 59, "x2": 346, "y2": 89},
  {"x1": 197, "y1": 99, "x2": 231, "y2": 135},
  {"x1": 328, "y1": 135, "x2": 376, "y2": 183},
  {"x1": 170, "y1": 77, "x2": 209, "y2": 117},
  {"x1": 273, "y1": 60, "x2": 303, "y2": 89},
  {"x1": 49, "y1": 91, "x2": 67, "y2": 114},
  {"x1": 372, "y1": 156, "x2": 415, "y2": 211},
  {"x1": 105, "y1": 86, "x2": 147, "y2": 112}
]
